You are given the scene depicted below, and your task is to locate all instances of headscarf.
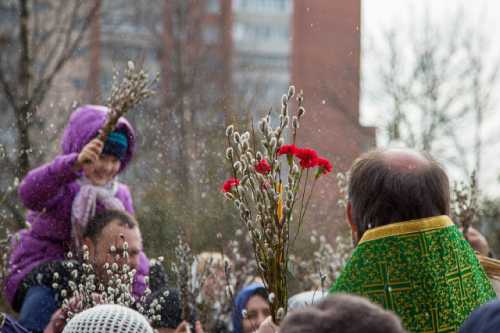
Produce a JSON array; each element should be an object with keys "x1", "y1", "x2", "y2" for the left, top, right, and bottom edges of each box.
[{"x1": 231, "y1": 283, "x2": 267, "y2": 333}]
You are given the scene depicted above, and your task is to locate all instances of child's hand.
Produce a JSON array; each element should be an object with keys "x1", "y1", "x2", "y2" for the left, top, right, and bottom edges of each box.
[
  {"x1": 43, "y1": 309, "x2": 66, "y2": 333},
  {"x1": 173, "y1": 321, "x2": 191, "y2": 333},
  {"x1": 74, "y1": 138, "x2": 103, "y2": 171}
]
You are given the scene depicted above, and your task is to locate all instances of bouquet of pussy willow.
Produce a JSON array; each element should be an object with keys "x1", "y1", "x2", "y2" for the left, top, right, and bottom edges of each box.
[
  {"x1": 221, "y1": 86, "x2": 332, "y2": 323},
  {"x1": 100, "y1": 60, "x2": 158, "y2": 141}
]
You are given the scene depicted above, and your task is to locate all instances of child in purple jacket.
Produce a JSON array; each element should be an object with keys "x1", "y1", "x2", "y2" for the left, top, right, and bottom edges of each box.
[{"x1": 3, "y1": 105, "x2": 149, "y2": 332}]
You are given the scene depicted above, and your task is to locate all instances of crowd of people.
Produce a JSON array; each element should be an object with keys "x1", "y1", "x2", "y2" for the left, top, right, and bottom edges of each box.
[{"x1": 1, "y1": 105, "x2": 500, "y2": 332}]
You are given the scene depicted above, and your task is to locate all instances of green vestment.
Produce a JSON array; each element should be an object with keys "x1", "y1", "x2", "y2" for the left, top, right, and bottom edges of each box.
[{"x1": 330, "y1": 216, "x2": 495, "y2": 332}]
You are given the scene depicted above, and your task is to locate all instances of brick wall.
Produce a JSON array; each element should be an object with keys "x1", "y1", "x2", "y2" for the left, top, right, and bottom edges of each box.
[{"x1": 291, "y1": 0, "x2": 375, "y2": 238}]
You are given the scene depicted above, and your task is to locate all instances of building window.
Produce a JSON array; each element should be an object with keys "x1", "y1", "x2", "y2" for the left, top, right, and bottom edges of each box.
[
  {"x1": 206, "y1": 0, "x2": 220, "y2": 14},
  {"x1": 234, "y1": 23, "x2": 245, "y2": 42},
  {"x1": 203, "y1": 24, "x2": 220, "y2": 44},
  {"x1": 236, "y1": 0, "x2": 291, "y2": 12},
  {"x1": 234, "y1": 22, "x2": 289, "y2": 42},
  {"x1": 33, "y1": 2, "x2": 50, "y2": 12}
]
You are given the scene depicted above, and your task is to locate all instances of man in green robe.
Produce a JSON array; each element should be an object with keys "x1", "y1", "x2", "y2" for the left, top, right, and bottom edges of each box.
[{"x1": 330, "y1": 149, "x2": 495, "y2": 332}]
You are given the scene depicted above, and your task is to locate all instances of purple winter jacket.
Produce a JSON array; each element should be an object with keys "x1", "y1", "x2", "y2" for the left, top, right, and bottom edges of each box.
[{"x1": 3, "y1": 105, "x2": 149, "y2": 308}]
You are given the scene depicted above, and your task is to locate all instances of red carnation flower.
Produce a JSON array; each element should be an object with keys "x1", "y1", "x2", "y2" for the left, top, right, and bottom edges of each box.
[
  {"x1": 296, "y1": 148, "x2": 319, "y2": 169},
  {"x1": 255, "y1": 159, "x2": 272, "y2": 175},
  {"x1": 317, "y1": 157, "x2": 333, "y2": 174},
  {"x1": 277, "y1": 144, "x2": 298, "y2": 156},
  {"x1": 222, "y1": 178, "x2": 240, "y2": 193}
]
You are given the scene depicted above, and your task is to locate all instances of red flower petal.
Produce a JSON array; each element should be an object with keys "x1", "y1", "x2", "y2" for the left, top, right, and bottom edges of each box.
[
  {"x1": 222, "y1": 178, "x2": 240, "y2": 192},
  {"x1": 296, "y1": 148, "x2": 319, "y2": 169},
  {"x1": 277, "y1": 144, "x2": 298, "y2": 156},
  {"x1": 255, "y1": 159, "x2": 272, "y2": 175},
  {"x1": 317, "y1": 157, "x2": 333, "y2": 174}
]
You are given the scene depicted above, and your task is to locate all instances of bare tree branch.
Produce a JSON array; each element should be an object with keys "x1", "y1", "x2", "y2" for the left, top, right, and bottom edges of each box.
[
  {"x1": 0, "y1": 0, "x2": 99, "y2": 225},
  {"x1": 0, "y1": 70, "x2": 17, "y2": 110},
  {"x1": 368, "y1": 6, "x2": 499, "y2": 180},
  {"x1": 31, "y1": 1, "x2": 99, "y2": 111}
]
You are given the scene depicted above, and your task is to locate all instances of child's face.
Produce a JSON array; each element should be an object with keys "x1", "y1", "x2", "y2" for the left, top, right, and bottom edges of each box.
[{"x1": 83, "y1": 154, "x2": 121, "y2": 186}]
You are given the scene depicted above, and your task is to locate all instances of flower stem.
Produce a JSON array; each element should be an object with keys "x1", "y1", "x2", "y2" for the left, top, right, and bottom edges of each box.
[{"x1": 293, "y1": 177, "x2": 318, "y2": 247}]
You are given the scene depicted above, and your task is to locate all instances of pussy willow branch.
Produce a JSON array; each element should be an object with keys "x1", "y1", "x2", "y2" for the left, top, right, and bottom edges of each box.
[
  {"x1": 251, "y1": 121, "x2": 258, "y2": 154},
  {"x1": 98, "y1": 62, "x2": 158, "y2": 141},
  {"x1": 292, "y1": 92, "x2": 304, "y2": 145},
  {"x1": 227, "y1": 171, "x2": 266, "y2": 256},
  {"x1": 227, "y1": 136, "x2": 238, "y2": 180},
  {"x1": 222, "y1": 86, "x2": 313, "y2": 323},
  {"x1": 218, "y1": 241, "x2": 236, "y2": 306}
]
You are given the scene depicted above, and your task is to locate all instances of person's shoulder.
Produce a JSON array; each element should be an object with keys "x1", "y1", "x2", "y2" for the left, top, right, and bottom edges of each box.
[
  {"x1": 116, "y1": 182, "x2": 131, "y2": 194},
  {"x1": 115, "y1": 182, "x2": 134, "y2": 211}
]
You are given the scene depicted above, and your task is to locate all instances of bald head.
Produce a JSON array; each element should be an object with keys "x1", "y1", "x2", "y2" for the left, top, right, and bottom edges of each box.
[
  {"x1": 381, "y1": 149, "x2": 430, "y2": 171},
  {"x1": 347, "y1": 148, "x2": 450, "y2": 241}
]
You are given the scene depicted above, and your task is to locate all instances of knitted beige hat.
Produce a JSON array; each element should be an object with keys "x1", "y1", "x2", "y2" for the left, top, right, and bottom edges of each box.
[{"x1": 62, "y1": 304, "x2": 153, "y2": 333}]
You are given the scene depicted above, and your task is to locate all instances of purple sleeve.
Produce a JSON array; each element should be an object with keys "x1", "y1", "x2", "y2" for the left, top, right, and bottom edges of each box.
[
  {"x1": 18, "y1": 153, "x2": 79, "y2": 212},
  {"x1": 133, "y1": 251, "x2": 150, "y2": 297}
]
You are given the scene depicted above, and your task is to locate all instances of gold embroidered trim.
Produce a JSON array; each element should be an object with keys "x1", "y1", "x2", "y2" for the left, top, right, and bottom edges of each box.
[{"x1": 358, "y1": 215, "x2": 454, "y2": 244}]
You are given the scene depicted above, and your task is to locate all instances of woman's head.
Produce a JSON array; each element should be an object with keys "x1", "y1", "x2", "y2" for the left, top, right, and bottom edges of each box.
[
  {"x1": 232, "y1": 283, "x2": 271, "y2": 333},
  {"x1": 146, "y1": 288, "x2": 183, "y2": 331},
  {"x1": 62, "y1": 304, "x2": 153, "y2": 333},
  {"x1": 193, "y1": 252, "x2": 230, "y2": 299},
  {"x1": 146, "y1": 287, "x2": 198, "y2": 333}
]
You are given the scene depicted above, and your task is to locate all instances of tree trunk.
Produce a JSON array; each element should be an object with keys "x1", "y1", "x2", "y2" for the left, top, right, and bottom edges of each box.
[
  {"x1": 16, "y1": 0, "x2": 33, "y2": 179},
  {"x1": 15, "y1": 104, "x2": 32, "y2": 180},
  {"x1": 88, "y1": 0, "x2": 101, "y2": 103}
]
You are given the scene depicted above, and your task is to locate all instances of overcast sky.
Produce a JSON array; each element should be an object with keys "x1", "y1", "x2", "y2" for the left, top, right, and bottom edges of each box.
[{"x1": 361, "y1": 0, "x2": 500, "y2": 195}]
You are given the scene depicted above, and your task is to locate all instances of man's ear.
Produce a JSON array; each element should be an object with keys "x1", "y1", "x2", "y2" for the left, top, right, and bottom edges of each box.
[
  {"x1": 346, "y1": 201, "x2": 353, "y2": 227},
  {"x1": 346, "y1": 202, "x2": 358, "y2": 245}
]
